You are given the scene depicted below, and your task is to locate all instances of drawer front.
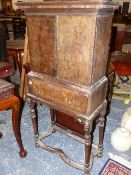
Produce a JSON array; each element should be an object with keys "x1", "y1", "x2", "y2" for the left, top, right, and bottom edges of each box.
[{"x1": 28, "y1": 77, "x2": 88, "y2": 115}]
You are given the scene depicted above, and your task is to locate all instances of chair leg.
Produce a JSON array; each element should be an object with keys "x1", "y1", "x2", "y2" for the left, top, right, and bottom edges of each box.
[
  {"x1": 0, "y1": 96, "x2": 27, "y2": 157},
  {"x1": 12, "y1": 96, "x2": 27, "y2": 158}
]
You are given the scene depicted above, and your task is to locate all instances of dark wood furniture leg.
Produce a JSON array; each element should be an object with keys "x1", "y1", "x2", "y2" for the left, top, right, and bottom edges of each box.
[
  {"x1": 17, "y1": 50, "x2": 23, "y2": 77},
  {"x1": 27, "y1": 98, "x2": 39, "y2": 146},
  {"x1": 84, "y1": 121, "x2": 92, "y2": 174},
  {"x1": 98, "y1": 105, "x2": 107, "y2": 158},
  {"x1": 50, "y1": 108, "x2": 56, "y2": 133},
  {"x1": 0, "y1": 132, "x2": 3, "y2": 138},
  {"x1": 0, "y1": 96, "x2": 27, "y2": 157}
]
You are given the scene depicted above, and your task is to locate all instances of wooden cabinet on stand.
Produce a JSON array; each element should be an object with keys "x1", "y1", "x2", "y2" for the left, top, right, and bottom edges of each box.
[{"x1": 17, "y1": 0, "x2": 116, "y2": 174}]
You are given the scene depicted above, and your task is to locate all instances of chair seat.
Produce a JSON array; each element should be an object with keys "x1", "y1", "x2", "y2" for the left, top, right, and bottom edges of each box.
[
  {"x1": 0, "y1": 61, "x2": 13, "y2": 78},
  {"x1": 0, "y1": 79, "x2": 14, "y2": 101}
]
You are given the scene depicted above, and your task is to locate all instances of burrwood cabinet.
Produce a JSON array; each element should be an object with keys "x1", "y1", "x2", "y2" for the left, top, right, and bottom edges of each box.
[{"x1": 17, "y1": 0, "x2": 116, "y2": 174}]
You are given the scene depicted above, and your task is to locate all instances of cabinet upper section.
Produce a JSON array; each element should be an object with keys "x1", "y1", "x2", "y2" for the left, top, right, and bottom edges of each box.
[{"x1": 16, "y1": 0, "x2": 118, "y2": 88}]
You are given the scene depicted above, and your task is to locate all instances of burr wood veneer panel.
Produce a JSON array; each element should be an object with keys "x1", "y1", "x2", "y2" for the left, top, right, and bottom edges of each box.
[
  {"x1": 27, "y1": 15, "x2": 112, "y2": 87},
  {"x1": 28, "y1": 76, "x2": 88, "y2": 114},
  {"x1": 28, "y1": 73, "x2": 107, "y2": 116},
  {"x1": 58, "y1": 16, "x2": 96, "y2": 86},
  {"x1": 93, "y1": 16, "x2": 112, "y2": 83},
  {"x1": 27, "y1": 16, "x2": 57, "y2": 76},
  {"x1": 89, "y1": 79, "x2": 108, "y2": 114}
]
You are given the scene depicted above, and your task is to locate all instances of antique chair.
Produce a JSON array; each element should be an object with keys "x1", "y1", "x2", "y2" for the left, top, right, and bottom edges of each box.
[{"x1": 0, "y1": 61, "x2": 26, "y2": 157}]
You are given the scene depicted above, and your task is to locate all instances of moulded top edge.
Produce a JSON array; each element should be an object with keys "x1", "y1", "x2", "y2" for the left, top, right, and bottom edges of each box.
[{"x1": 16, "y1": 1, "x2": 118, "y2": 10}]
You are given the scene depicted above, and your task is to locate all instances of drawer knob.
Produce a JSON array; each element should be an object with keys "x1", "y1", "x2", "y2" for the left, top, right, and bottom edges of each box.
[
  {"x1": 66, "y1": 97, "x2": 72, "y2": 104},
  {"x1": 29, "y1": 81, "x2": 32, "y2": 85}
]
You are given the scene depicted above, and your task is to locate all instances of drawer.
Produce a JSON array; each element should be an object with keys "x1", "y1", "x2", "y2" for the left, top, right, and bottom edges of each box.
[{"x1": 28, "y1": 76, "x2": 88, "y2": 115}]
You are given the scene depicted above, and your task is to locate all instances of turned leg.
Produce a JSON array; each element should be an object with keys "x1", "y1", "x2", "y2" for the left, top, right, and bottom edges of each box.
[
  {"x1": 84, "y1": 120, "x2": 92, "y2": 174},
  {"x1": 98, "y1": 105, "x2": 107, "y2": 157},
  {"x1": 50, "y1": 108, "x2": 56, "y2": 133},
  {"x1": 106, "y1": 71, "x2": 115, "y2": 114},
  {"x1": 12, "y1": 96, "x2": 27, "y2": 158},
  {"x1": 27, "y1": 98, "x2": 39, "y2": 146}
]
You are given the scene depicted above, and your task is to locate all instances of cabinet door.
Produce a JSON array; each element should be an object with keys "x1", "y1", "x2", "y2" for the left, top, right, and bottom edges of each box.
[
  {"x1": 57, "y1": 15, "x2": 96, "y2": 86},
  {"x1": 27, "y1": 16, "x2": 57, "y2": 76}
]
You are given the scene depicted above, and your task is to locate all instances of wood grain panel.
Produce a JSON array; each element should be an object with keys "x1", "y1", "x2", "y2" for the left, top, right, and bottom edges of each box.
[
  {"x1": 28, "y1": 77, "x2": 88, "y2": 115},
  {"x1": 27, "y1": 16, "x2": 56, "y2": 76},
  {"x1": 89, "y1": 79, "x2": 108, "y2": 115},
  {"x1": 58, "y1": 16, "x2": 96, "y2": 86},
  {"x1": 55, "y1": 111, "x2": 85, "y2": 137},
  {"x1": 92, "y1": 16, "x2": 112, "y2": 83}
]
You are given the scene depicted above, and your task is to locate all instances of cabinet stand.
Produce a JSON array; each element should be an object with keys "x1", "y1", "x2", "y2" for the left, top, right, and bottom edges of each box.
[{"x1": 27, "y1": 97, "x2": 107, "y2": 174}]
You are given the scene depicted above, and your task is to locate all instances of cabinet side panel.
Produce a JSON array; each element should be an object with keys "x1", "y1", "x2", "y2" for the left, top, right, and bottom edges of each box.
[
  {"x1": 58, "y1": 16, "x2": 96, "y2": 86},
  {"x1": 89, "y1": 80, "x2": 108, "y2": 114},
  {"x1": 27, "y1": 16, "x2": 56, "y2": 76},
  {"x1": 93, "y1": 16, "x2": 112, "y2": 83}
]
